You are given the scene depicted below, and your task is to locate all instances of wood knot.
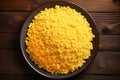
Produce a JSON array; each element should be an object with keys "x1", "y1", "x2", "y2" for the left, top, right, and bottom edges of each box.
[{"x1": 101, "y1": 27, "x2": 111, "y2": 35}]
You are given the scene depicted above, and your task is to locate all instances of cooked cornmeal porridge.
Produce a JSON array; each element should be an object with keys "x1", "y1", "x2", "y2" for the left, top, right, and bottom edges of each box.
[{"x1": 25, "y1": 5, "x2": 95, "y2": 74}]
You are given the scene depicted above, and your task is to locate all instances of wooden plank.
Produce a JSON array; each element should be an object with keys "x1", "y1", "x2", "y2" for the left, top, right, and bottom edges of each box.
[
  {"x1": 67, "y1": 0, "x2": 120, "y2": 12},
  {"x1": 99, "y1": 35, "x2": 120, "y2": 51},
  {"x1": 0, "y1": 12, "x2": 120, "y2": 34},
  {"x1": 0, "y1": 50, "x2": 120, "y2": 75},
  {"x1": 91, "y1": 12, "x2": 120, "y2": 35},
  {"x1": 0, "y1": 0, "x2": 120, "y2": 12},
  {"x1": 0, "y1": 0, "x2": 39, "y2": 11},
  {"x1": 0, "y1": 33, "x2": 19, "y2": 50},
  {"x1": 74, "y1": 75, "x2": 120, "y2": 80},
  {"x1": 0, "y1": 50, "x2": 37, "y2": 74},
  {"x1": 85, "y1": 51, "x2": 120, "y2": 74},
  {"x1": 0, "y1": 74, "x2": 120, "y2": 80},
  {"x1": 0, "y1": 33, "x2": 120, "y2": 50},
  {"x1": 0, "y1": 12, "x2": 30, "y2": 33}
]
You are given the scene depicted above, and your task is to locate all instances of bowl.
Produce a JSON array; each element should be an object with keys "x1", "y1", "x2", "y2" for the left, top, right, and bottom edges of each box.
[{"x1": 20, "y1": 1, "x2": 99, "y2": 79}]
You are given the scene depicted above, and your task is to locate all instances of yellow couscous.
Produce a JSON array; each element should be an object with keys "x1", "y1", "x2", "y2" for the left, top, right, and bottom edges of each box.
[{"x1": 25, "y1": 5, "x2": 95, "y2": 74}]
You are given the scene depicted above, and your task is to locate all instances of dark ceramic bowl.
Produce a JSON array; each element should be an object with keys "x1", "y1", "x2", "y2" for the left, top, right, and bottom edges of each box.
[{"x1": 20, "y1": 1, "x2": 99, "y2": 79}]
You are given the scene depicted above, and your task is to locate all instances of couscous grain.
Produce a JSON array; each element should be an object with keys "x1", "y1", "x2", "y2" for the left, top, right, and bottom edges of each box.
[{"x1": 25, "y1": 5, "x2": 95, "y2": 74}]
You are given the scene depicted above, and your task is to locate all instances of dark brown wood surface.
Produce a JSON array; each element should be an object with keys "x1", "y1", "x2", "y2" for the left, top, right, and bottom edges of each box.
[{"x1": 0, "y1": 0, "x2": 120, "y2": 80}]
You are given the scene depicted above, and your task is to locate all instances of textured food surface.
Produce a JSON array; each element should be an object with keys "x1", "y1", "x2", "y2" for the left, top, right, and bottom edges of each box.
[{"x1": 25, "y1": 5, "x2": 95, "y2": 74}]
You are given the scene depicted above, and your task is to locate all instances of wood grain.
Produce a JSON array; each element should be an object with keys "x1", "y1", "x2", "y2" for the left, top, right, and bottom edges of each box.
[
  {"x1": 0, "y1": 0, "x2": 120, "y2": 12},
  {"x1": 99, "y1": 35, "x2": 120, "y2": 51},
  {"x1": 0, "y1": 51, "x2": 120, "y2": 75},
  {"x1": 1, "y1": 74, "x2": 120, "y2": 80},
  {"x1": 0, "y1": 33, "x2": 19, "y2": 50},
  {"x1": 67, "y1": 0, "x2": 120, "y2": 12},
  {"x1": 0, "y1": 0, "x2": 39, "y2": 11},
  {"x1": 0, "y1": 12, "x2": 30, "y2": 33},
  {"x1": 91, "y1": 12, "x2": 120, "y2": 35},
  {"x1": 0, "y1": 12, "x2": 120, "y2": 34},
  {"x1": 0, "y1": 0, "x2": 120, "y2": 80}
]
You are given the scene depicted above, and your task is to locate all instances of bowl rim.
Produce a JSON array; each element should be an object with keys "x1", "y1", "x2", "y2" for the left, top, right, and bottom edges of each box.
[{"x1": 20, "y1": 0, "x2": 99, "y2": 79}]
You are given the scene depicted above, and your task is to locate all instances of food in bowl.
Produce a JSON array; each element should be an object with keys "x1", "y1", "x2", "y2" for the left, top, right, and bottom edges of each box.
[{"x1": 25, "y1": 5, "x2": 95, "y2": 74}]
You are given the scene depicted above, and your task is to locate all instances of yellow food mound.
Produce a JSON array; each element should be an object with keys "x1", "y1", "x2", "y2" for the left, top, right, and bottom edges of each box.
[{"x1": 25, "y1": 5, "x2": 95, "y2": 74}]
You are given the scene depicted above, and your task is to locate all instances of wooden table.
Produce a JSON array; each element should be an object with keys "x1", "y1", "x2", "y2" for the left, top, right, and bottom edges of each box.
[{"x1": 0, "y1": 0, "x2": 120, "y2": 80}]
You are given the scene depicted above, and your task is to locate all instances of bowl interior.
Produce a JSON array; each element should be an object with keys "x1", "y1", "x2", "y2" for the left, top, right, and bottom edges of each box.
[{"x1": 20, "y1": 1, "x2": 99, "y2": 79}]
